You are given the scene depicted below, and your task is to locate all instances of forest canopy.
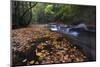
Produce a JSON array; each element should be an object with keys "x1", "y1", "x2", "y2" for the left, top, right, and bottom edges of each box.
[{"x1": 12, "y1": 1, "x2": 96, "y2": 28}]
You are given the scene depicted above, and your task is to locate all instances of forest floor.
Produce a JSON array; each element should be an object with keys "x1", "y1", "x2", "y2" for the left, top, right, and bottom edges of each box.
[{"x1": 12, "y1": 24, "x2": 96, "y2": 66}]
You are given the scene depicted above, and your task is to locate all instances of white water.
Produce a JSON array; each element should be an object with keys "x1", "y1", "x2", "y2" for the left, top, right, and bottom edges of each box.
[{"x1": 64, "y1": 28, "x2": 79, "y2": 37}]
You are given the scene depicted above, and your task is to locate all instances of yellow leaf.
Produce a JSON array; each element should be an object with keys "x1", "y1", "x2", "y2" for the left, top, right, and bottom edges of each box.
[{"x1": 29, "y1": 60, "x2": 35, "y2": 64}]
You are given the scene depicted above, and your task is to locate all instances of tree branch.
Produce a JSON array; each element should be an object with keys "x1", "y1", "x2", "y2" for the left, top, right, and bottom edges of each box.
[{"x1": 20, "y1": 2, "x2": 37, "y2": 18}]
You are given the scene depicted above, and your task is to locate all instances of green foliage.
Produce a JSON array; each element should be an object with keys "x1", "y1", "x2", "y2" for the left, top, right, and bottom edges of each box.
[
  {"x1": 44, "y1": 5, "x2": 54, "y2": 14},
  {"x1": 31, "y1": 3, "x2": 96, "y2": 24},
  {"x1": 12, "y1": 1, "x2": 96, "y2": 27},
  {"x1": 31, "y1": 3, "x2": 46, "y2": 23}
]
